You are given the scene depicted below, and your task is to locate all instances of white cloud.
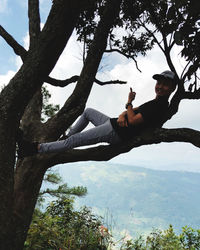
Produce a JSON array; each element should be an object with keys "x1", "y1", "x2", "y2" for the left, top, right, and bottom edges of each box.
[
  {"x1": 46, "y1": 33, "x2": 84, "y2": 107},
  {"x1": 0, "y1": 70, "x2": 16, "y2": 89},
  {"x1": 0, "y1": 0, "x2": 8, "y2": 13}
]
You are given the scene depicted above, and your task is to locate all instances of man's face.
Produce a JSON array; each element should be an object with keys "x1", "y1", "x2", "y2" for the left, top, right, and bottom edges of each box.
[{"x1": 155, "y1": 78, "x2": 175, "y2": 97}]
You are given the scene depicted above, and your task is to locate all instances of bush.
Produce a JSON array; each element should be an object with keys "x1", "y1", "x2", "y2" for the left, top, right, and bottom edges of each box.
[
  {"x1": 119, "y1": 225, "x2": 200, "y2": 250},
  {"x1": 24, "y1": 197, "x2": 110, "y2": 250}
]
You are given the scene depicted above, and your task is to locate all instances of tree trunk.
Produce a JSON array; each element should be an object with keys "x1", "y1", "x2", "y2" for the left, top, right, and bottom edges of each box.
[
  {"x1": 8, "y1": 0, "x2": 122, "y2": 248},
  {"x1": 13, "y1": 159, "x2": 46, "y2": 249},
  {"x1": 0, "y1": 123, "x2": 15, "y2": 249},
  {"x1": 0, "y1": 0, "x2": 84, "y2": 248}
]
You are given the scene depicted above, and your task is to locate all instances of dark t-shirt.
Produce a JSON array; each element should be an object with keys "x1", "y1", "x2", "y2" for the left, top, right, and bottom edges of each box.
[{"x1": 110, "y1": 96, "x2": 169, "y2": 139}]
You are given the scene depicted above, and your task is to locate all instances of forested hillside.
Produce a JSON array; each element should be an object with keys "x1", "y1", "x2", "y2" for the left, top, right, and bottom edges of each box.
[{"x1": 58, "y1": 162, "x2": 200, "y2": 237}]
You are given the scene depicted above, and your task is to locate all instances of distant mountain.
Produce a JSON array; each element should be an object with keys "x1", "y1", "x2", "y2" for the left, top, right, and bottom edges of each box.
[{"x1": 57, "y1": 162, "x2": 200, "y2": 238}]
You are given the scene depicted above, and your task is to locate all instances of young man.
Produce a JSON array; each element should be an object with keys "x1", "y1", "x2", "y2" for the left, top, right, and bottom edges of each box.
[{"x1": 17, "y1": 70, "x2": 176, "y2": 158}]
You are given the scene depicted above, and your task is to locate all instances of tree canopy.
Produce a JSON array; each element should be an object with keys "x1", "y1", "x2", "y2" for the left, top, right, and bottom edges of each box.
[{"x1": 0, "y1": 0, "x2": 199, "y2": 248}]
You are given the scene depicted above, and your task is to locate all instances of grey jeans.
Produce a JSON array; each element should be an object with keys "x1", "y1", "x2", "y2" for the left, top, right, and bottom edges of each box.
[{"x1": 39, "y1": 108, "x2": 121, "y2": 153}]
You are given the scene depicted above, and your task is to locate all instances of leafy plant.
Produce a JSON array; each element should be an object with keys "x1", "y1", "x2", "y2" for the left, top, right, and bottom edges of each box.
[
  {"x1": 25, "y1": 197, "x2": 110, "y2": 250},
  {"x1": 119, "y1": 225, "x2": 200, "y2": 250},
  {"x1": 41, "y1": 86, "x2": 60, "y2": 122}
]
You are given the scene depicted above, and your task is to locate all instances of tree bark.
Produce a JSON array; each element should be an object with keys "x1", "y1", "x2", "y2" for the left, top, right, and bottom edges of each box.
[
  {"x1": 13, "y1": 159, "x2": 47, "y2": 250},
  {"x1": 0, "y1": 123, "x2": 15, "y2": 249},
  {"x1": 42, "y1": 127, "x2": 200, "y2": 165},
  {"x1": 0, "y1": 0, "x2": 84, "y2": 248},
  {"x1": 8, "y1": 0, "x2": 122, "y2": 248}
]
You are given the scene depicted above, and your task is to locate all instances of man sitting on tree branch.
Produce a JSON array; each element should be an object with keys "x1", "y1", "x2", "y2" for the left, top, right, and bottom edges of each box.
[{"x1": 17, "y1": 70, "x2": 176, "y2": 158}]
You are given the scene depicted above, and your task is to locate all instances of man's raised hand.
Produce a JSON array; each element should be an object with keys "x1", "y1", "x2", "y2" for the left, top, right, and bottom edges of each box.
[{"x1": 128, "y1": 87, "x2": 136, "y2": 103}]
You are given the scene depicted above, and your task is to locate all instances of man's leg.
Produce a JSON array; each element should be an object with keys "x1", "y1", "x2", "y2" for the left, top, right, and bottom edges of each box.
[
  {"x1": 16, "y1": 108, "x2": 116, "y2": 158},
  {"x1": 67, "y1": 108, "x2": 110, "y2": 136},
  {"x1": 39, "y1": 120, "x2": 121, "y2": 154}
]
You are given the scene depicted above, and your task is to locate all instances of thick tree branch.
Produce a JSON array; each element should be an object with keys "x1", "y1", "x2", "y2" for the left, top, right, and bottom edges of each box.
[
  {"x1": 28, "y1": 0, "x2": 41, "y2": 48},
  {"x1": 166, "y1": 78, "x2": 200, "y2": 121},
  {"x1": 20, "y1": 88, "x2": 43, "y2": 139},
  {"x1": 43, "y1": 0, "x2": 122, "y2": 140},
  {"x1": 162, "y1": 39, "x2": 178, "y2": 80},
  {"x1": 165, "y1": 92, "x2": 182, "y2": 121},
  {"x1": 182, "y1": 89, "x2": 200, "y2": 99},
  {"x1": 43, "y1": 127, "x2": 200, "y2": 167},
  {"x1": 45, "y1": 75, "x2": 126, "y2": 87},
  {"x1": 0, "y1": 25, "x2": 27, "y2": 60}
]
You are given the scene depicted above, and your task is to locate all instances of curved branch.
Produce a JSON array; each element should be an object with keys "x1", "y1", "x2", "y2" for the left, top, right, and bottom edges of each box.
[
  {"x1": 181, "y1": 60, "x2": 192, "y2": 80},
  {"x1": 140, "y1": 4, "x2": 179, "y2": 82},
  {"x1": 45, "y1": 75, "x2": 126, "y2": 87},
  {"x1": 165, "y1": 92, "x2": 182, "y2": 121},
  {"x1": 168, "y1": 34, "x2": 175, "y2": 50},
  {"x1": 138, "y1": 19, "x2": 164, "y2": 53},
  {"x1": 105, "y1": 48, "x2": 141, "y2": 72},
  {"x1": 42, "y1": 127, "x2": 200, "y2": 167},
  {"x1": 45, "y1": 75, "x2": 79, "y2": 87},
  {"x1": 94, "y1": 79, "x2": 127, "y2": 85},
  {"x1": 0, "y1": 25, "x2": 27, "y2": 60},
  {"x1": 28, "y1": 0, "x2": 41, "y2": 48},
  {"x1": 166, "y1": 78, "x2": 200, "y2": 121}
]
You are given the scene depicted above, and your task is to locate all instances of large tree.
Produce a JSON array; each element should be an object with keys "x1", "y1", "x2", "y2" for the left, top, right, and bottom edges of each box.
[{"x1": 0, "y1": 0, "x2": 199, "y2": 248}]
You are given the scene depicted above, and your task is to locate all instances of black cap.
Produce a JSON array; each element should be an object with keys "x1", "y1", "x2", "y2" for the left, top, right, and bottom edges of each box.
[{"x1": 153, "y1": 70, "x2": 175, "y2": 81}]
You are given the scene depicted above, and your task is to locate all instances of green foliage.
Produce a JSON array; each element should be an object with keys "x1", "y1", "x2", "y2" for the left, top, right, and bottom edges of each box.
[
  {"x1": 24, "y1": 197, "x2": 110, "y2": 250},
  {"x1": 145, "y1": 226, "x2": 182, "y2": 250},
  {"x1": 180, "y1": 226, "x2": 200, "y2": 249},
  {"x1": 75, "y1": 0, "x2": 154, "y2": 61},
  {"x1": 25, "y1": 166, "x2": 200, "y2": 250},
  {"x1": 76, "y1": 0, "x2": 199, "y2": 76},
  {"x1": 140, "y1": 0, "x2": 200, "y2": 80},
  {"x1": 76, "y1": 0, "x2": 104, "y2": 48},
  {"x1": 169, "y1": 0, "x2": 200, "y2": 79},
  {"x1": 26, "y1": 169, "x2": 109, "y2": 249},
  {"x1": 37, "y1": 170, "x2": 87, "y2": 206},
  {"x1": 119, "y1": 225, "x2": 200, "y2": 249},
  {"x1": 25, "y1": 210, "x2": 200, "y2": 250},
  {"x1": 39, "y1": 184, "x2": 87, "y2": 199},
  {"x1": 44, "y1": 171, "x2": 62, "y2": 184},
  {"x1": 41, "y1": 86, "x2": 60, "y2": 122}
]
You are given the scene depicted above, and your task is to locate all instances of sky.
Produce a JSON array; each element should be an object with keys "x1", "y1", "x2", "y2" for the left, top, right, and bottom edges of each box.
[{"x1": 0, "y1": 0, "x2": 199, "y2": 172}]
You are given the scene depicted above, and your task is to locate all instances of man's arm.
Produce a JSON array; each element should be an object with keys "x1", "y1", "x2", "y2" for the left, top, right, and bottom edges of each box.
[
  {"x1": 117, "y1": 107, "x2": 140, "y2": 127},
  {"x1": 117, "y1": 111, "x2": 128, "y2": 127},
  {"x1": 126, "y1": 105, "x2": 144, "y2": 125},
  {"x1": 118, "y1": 88, "x2": 144, "y2": 127}
]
